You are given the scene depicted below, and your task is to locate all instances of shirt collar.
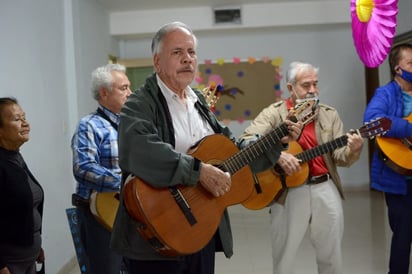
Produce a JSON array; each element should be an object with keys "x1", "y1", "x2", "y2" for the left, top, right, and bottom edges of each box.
[
  {"x1": 97, "y1": 105, "x2": 120, "y2": 125},
  {"x1": 286, "y1": 97, "x2": 294, "y2": 110},
  {"x1": 156, "y1": 74, "x2": 198, "y2": 104}
]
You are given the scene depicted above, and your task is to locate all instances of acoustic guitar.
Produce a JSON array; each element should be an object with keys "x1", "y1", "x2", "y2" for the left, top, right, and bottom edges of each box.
[
  {"x1": 375, "y1": 114, "x2": 412, "y2": 175},
  {"x1": 88, "y1": 85, "x2": 222, "y2": 232},
  {"x1": 89, "y1": 191, "x2": 120, "y2": 231},
  {"x1": 242, "y1": 117, "x2": 392, "y2": 210},
  {"x1": 123, "y1": 99, "x2": 318, "y2": 256}
]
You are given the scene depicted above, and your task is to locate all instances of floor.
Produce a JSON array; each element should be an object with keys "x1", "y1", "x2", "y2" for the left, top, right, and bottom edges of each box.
[{"x1": 67, "y1": 190, "x2": 399, "y2": 274}]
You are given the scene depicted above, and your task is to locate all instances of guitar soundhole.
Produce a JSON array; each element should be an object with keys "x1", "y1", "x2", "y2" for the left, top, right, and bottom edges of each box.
[
  {"x1": 217, "y1": 165, "x2": 227, "y2": 173},
  {"x1": 207, "y1": 161, "x2": 226, "y2": 172}
]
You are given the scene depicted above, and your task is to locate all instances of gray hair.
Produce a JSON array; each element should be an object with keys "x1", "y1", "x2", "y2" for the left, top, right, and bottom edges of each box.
[
  {"x1": 91, "y1": 63, "x2": 126, "y2": 100},
  {"x1": 286, "y1": 61, "x2": 319, "y2": 85},
  {"x1": 151, "y1": 21, "x2": 198, "y2": 55}
]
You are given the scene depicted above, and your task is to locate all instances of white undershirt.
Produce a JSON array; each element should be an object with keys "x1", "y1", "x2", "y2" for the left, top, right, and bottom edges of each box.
[{"x1": 157, "y1": 75, "x2": 214, "y2": 153}]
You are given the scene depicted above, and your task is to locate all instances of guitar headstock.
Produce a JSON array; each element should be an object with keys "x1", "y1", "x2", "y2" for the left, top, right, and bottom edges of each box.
[
  {"x1": 288, "y1": 98, "x2": 319, "y2": 125},
  {"x1": 202, "y1": 84, "x2": 221, "y2": 110},
  {"x1": 357, "y1": 117, "x2": 392, "y2": 139}
]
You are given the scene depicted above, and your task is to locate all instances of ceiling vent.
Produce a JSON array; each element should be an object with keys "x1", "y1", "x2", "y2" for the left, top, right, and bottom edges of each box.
[{"x1": 213, "y1": 7, "x2": 242, "y2": 24}]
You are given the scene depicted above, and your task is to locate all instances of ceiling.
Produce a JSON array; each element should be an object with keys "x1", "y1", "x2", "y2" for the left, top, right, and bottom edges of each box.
[{"x1": 95, "y1": 0, "x2": 328, "y2": 12}]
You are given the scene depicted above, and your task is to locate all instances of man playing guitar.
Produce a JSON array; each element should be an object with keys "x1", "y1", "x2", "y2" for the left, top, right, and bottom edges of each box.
[
  {"x1": 364, "y1": 42, "x2": 412, "y2": 274},
  {"x1": 240, "y1": 61, "x2": 364, "y2": 274}
]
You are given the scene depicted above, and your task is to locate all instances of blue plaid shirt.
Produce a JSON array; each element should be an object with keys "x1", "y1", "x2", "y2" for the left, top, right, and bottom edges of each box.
[{"x1": 71, "y1": 106, "x2": 121, "y2": 199}]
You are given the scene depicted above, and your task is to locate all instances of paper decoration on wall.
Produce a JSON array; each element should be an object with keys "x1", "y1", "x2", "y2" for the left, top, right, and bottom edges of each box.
[
  {"x1": 248, "y1": 57, "x2": 256, "y2": 64},
  {"x1": 351, "y1": 0, "x2": 398, "y2": 68},
  {"x1": 217, "y1": 58, "x2": 225, "y2": 66},
  {"x1": 208, "y1": 74, "x2": 224, "y2": 87},
  {"x1": 196, "y1": 57, "x2": 284, "y2": 123},
  {"x1": 261, "y1": 56, "x2": 270, "y2": 63},
  {"x1": 233, "y1": 57, "x2": 241, "y2": 64}
]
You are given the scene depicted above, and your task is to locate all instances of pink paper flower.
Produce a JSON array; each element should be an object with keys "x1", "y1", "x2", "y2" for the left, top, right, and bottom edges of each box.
[{"x1": 351, "y1": 0, "x2": 398, "y2": 68}]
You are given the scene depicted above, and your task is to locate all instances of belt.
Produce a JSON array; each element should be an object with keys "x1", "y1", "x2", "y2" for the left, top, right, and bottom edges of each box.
[
  {"x1": 72, "y1": 193, "x2": 90, "y2": 208},
  {"x1": 307, "y1": 173, "x2": 330, "y2": 185}
]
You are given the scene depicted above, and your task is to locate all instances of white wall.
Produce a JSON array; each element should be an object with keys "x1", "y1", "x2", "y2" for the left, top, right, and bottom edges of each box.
[
  {"x1": 0, "y1": 1, "x2": 73, "y2": 273},
  {"x1": 0, "y1": 0, "x2": 115, "y2": 273}
]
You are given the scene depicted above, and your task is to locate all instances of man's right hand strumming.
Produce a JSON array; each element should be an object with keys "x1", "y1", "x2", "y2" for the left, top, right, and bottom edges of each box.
[{"x1": 199, "y1": 163, "x2": 232, "y2": 197}]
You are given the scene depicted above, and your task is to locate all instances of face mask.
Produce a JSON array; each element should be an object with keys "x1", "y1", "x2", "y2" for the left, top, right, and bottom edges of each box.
[{"x1": 398, "y1": 67, "x2": 412, "y2": 83}]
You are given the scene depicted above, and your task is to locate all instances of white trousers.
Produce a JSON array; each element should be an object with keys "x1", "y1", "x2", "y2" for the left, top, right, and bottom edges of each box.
[{"x1": 270, "y1": 180, "x2": 344, "y2": 274}]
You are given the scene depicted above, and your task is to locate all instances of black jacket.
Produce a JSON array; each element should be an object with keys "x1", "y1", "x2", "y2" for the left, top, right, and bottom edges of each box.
[{"x1": 0, "y1": 147, "x2": 44, "y2": 269}]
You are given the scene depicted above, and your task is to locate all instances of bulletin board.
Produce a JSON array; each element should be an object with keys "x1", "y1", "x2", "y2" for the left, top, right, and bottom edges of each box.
[{"x1": 194, "y1": 57, "x2": 284, "y2": 124}]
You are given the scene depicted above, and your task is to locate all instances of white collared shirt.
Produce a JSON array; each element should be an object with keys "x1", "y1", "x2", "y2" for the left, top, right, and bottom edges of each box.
[{"x1": 157, "y1": 75, "x2": 214, "y2": 153}]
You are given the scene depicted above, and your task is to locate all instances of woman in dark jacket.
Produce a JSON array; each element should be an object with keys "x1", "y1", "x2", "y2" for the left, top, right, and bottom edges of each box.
[{"x1": 0, "y1": 97, "x2": 44, "y2": 274}]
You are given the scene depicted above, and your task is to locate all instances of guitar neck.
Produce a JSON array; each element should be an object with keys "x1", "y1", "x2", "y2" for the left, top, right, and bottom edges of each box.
[
  {"x1": 220, "y1": 99, "x2": 319, "y2": 175},
  {"x1": 224, "y1": 122, "x2": 290, "y2": 174},
  {"x1": 297, "y1": 135, "x2": 348, "y2": 163},
  {"x1": 295, "y1": 117, "x2": 392, "y2": 164}
]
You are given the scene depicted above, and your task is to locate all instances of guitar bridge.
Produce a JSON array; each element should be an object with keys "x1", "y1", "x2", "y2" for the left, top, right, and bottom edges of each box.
[
  {"x1": 401, "y1": 138, "x2": 412, "y2": 150},
  {"x1": 169, "y1": 187, "x2": 198, "y2": 226}
]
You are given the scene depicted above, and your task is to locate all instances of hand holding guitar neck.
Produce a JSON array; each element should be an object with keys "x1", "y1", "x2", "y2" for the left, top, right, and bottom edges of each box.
[
  {"x1": 345, "y1": 130, "x2": 364, "y2": 156},
  {"x1": 282, "y1": 119, "x2": 303, "y2": 143},
  {"x1": 281, "y1": 98, "x2": 319, "y2": 144}
]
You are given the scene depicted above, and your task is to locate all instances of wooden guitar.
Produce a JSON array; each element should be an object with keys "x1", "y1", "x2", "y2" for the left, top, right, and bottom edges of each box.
[
  {"x1": 375, "y1": 114, "x2": 412, "y2": 175},
  {"x1": 123, "y1": 99, "x2": 318, "y2": 256},
  {"x1": 242, "y1": 117, "x2": 392, "y2": 210},
  {"x1": 89, "y1": 191, "x2": 120, "y2": 232},
  {"x1": 88, "y1": 85, "x2": 224, "y2": 232}
]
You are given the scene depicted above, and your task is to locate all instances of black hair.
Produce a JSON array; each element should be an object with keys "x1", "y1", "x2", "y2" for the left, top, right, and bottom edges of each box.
[
  {"x1": 0, "y1": 97, "x2": 18, "y2": 127},
  {"x1": 389, "y1": 43, "x2": 412, "y2": 78}
]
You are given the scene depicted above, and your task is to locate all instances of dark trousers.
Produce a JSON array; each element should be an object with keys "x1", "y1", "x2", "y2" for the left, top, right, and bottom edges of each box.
[
  {"x1": 124, "y1": 234, "x2": 217, "y2": 274},
  {"x1": 77, "y1": 207, "x2": 123, "y2": 274},
  {"x1": 5, "y1": 261, "x2": 35, "y2": 274},
  {"x1": 385, "y1": 182, "x2": 412, "y2": 274}
]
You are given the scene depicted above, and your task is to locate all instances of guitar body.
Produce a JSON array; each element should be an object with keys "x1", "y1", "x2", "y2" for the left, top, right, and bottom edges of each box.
[
  {"x1": 89, "y1": 192, "x2": 120, "y2": 232},
  {"x1": 376, "y1": 137, "x2": 412, "y2": 174},
  {"x1": 124, "y1": 134, "x2": 255, "y2": 256},
  {"x1": 242, "y1": 142, "x2": 310, "y2": 210},
  {"x1": 375, "y1": 114, "x2": 412, "y2": 175}
]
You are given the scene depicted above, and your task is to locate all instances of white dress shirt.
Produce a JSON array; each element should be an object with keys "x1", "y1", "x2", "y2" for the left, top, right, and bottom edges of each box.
[{"x1": 157, "y1": 75, "x2": 214, "y2": 153}]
